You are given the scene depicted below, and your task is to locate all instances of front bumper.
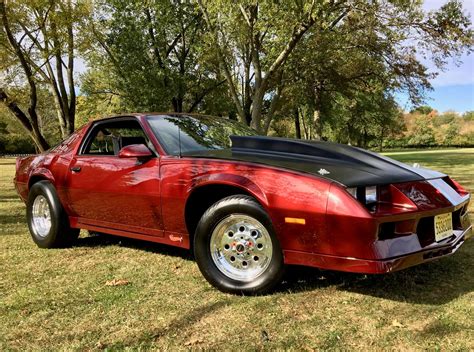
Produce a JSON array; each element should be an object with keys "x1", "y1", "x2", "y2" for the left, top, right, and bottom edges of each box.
[{"x1": 284, "y1": 224, "x2": 472, "y2": 274}]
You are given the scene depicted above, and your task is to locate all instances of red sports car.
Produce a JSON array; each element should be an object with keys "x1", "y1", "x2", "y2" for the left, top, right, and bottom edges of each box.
[{"x1": 14, "y1": 114, "x2": 472, "y2": 294}]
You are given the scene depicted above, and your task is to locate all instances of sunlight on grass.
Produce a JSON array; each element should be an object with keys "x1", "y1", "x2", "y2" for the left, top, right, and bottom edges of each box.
[{"x1": 0, "y1": 150, "x2": 473, "y2": 350}]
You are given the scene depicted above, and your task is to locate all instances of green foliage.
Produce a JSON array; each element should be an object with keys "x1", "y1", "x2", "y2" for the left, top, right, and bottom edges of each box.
[
  {"x1": 0, "y1": 111, "x2": 36, "y2": 153},
  {"x1": 408, "y1": 118, "x2": 437, "y2": 147},
  {"x1": 80, "y1": 0, "x2": 228, "y2": 115},
  {"x1": 1, "y1": 0, "x2": 92, "y2": 151},
  {"x1": 463, "y1": 111, "x2": 474, "y2": 121},
  {"x1": 435, "y1": 111, "x2": 457, "y2": 126},
  {"x1": 0, "y1": 133, "x2": 36, "y2": 154},
  {"x1": 410, "y1": 106, "x2": 434, "y2": 115},
  {"x1": 2, "y1": 0, "x2": 473, "y2": 152},
  {"x1": 444, "y1": 120, "x2": 461, "y2": 145},
  {"x1": 274, "y1": 0, "x2": 472, "y2": 147}
]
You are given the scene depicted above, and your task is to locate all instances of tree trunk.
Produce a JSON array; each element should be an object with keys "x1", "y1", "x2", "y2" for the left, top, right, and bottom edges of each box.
[
  {"x1": 301, "y1": 110, "x2": 309, "y2": 139},
  {"x1": 312, "y1": 110, "x2": 320, "y2": 140},
  {"x1": 1, "y1": 88, "x2": 49, "y2": 152},
  {"x1": 66, "y1": 0, "x2": 76, "y2": 134},
  {"x1": 198, "y1": 0, "x2": 318, "y2": 129},
  {"x1": 250, "y1": 87, "x2": 266, "y2": 132},
  {"x1": 379, "y1": 127, "x2": 384, "y2": 152},
  {"x1": 312, "y1": 82, "x2": 324, "y2": 140},
  {"x1": 30, "y1": 123, "x2": 50, "y2": 152},
  {"x1": 1, "y1": 2, "x2": 50, "y2": 152},
  {"x1": 294, "y1": 108, "x2": 301, "y2": 139}
]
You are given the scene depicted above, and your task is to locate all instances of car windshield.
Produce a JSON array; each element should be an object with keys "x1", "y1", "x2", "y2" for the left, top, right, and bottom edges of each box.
[{"x1": 146, "y1": 115, "x2": 258, "y2": 155}]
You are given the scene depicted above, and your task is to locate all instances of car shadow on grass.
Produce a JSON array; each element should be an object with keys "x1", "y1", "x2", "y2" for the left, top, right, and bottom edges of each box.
[
  {"x1": 73, "y1": 232, "x2": 194, "y2": 261},
  {"x1": 72, "y1": 233, "x2": 473, "y2": 305},
  {"x1": 0, "y1": 214, "x2": 25, "y2": 231},
  {"x1": 279, "y1": 242, "x2": 474, "y2": 305},
  {"x1": 0, "y1": 193, "x2": 21, "y2": 202},
  {"x1": 103, "y1": 299, "x2": 231, "y2": 349}
]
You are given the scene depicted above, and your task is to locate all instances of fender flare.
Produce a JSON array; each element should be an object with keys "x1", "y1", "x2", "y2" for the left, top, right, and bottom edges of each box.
[
  {"x1": 28, "y1": 168, "x2": 55, "y2": 189},
  {"x1": 187, "y1": 173, "x2": 269, "y2": 208}
]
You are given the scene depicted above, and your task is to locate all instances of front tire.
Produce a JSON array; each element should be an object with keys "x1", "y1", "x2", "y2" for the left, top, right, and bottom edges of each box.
[
  {"x1": 26, "y1": 181, "x2": 79, "y2": 248},
  {"x1": 194, "y1": 195, "x2": 284, "y2": 295}
]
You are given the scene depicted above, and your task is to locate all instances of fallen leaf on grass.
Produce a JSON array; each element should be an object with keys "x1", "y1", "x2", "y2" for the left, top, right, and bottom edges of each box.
[
  {"x1": 96, "y1": 341, "x2": 106, "y2": 349},
  {"x1": 391, "y1": 320, "x2": 404, "y2": 328},
  {"x1": 105, "y1": 279, "x2": 130, "y2": 286},
  {"x1": 184, "y1": 337, "x2": 204, "y2": 346}
]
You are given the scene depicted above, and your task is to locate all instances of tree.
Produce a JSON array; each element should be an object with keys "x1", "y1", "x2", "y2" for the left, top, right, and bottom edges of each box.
[
  {"x1": 435, "y1": 111, "x2": 457, "y2": 126},
  {"x1": 1, "y1": 0, "x2": 90, "y2": 151},
  {"x1": 463, "y1": 111, "x2": 474, "y2": 121},
  {"x1": 82, "y1": 0, "x2": 227, "y2": 115},
  {"x1": 408, "y1": 118, "x2": 436, "y2": 146},
  {"x1": 198, "y1": 0, "x2": 471, "y2": 134},
  {"x1": 281, "y1": 0, "x2": 472, "y2": 141},
  {"x1": 410, "y1": 106, "x2": 434, "y2": 115},
  {"x1": 444, "y1": 120, "x2": 460, "y2": 145},
  {"x1": 0, "y1": 105, "x2": 38, "y2": 154},
  {"x1": 197, "y1": 0, "x2": 352, "y2": 132}
]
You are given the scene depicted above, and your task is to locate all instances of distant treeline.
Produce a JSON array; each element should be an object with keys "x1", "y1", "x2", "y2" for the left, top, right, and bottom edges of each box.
[
  {"x1": 385, "y1": 109, "x2": 474, "y2": 149},
  {"x1": 267, "y1": 107, "x2": 474, "y2": 150},
  {"x1": 1, "y1": 106, "x2": 472, "y2": 154}
]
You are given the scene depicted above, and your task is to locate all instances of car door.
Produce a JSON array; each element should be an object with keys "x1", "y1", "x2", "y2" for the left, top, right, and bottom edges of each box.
[{"x1": 65, "y1": 118, "x2": 163, "y2": 237}]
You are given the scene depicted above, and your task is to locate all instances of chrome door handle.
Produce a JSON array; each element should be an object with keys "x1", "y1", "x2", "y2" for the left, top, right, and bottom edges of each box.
[{"x1": 70, "y1": 166, "x2": 81, "y2": 173}]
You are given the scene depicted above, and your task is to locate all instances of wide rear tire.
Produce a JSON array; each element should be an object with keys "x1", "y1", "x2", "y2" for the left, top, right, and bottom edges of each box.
[
  {"x1": 194, "y1": 195, "x2": 284, "y2": 295},
  {"x1": 26, "y1": 181, "x2": 79, "y2": 248}
]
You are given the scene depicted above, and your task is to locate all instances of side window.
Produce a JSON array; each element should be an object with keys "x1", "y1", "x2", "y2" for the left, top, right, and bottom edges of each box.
[{"x1": 81, "y1": 120, "x2": 149, "y2": 156}]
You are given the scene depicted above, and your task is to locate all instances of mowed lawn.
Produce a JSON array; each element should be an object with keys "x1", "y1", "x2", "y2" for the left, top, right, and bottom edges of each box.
[{"x1": 1, "y1": 149, "x2": 473, "y2": 351}]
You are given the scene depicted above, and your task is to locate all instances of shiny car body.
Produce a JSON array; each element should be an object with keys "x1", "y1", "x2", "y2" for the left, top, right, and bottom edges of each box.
[{"x1": 14, "y1": 113, "x2": 472, "y2": 293}]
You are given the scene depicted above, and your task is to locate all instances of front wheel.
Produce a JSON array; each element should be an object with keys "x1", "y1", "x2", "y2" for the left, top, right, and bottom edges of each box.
[
  {"x1": 194, "y1": 195, "x2": 284, "y2": 295},
  {"x1": 26, "y1": 181, "x2": 79, "y2": 248}
]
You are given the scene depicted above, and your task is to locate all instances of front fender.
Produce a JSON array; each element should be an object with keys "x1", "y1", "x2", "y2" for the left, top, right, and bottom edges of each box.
[{"x1": 189, "y1": 173, "x2": 268, "y2": 207}]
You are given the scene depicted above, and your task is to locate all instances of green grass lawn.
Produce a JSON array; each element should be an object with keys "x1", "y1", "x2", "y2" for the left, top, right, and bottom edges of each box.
[{"x1": 1, "y1": 149, "x2": 473, "y2": 351}]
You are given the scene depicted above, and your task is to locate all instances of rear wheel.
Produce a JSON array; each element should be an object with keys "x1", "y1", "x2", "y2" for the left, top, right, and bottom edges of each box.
[
  {"x1": 27, "y1": 181, "x2": 79, "y2": 248},
  {"x1": 194, "y1": 195, "x2": 284, "y2": 294}
]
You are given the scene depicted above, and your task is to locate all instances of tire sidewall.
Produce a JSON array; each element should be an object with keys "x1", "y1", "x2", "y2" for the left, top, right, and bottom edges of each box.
[
  {"x1": 27, "y1": 181, "x2": 64, "y2": 248},
  {"x1": 194, "y1": 196, "x2": 284, "y2": 294}
]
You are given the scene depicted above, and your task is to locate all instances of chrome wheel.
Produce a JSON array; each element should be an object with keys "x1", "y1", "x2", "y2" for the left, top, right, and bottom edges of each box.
[
  {"x1": 210, "y1": 214, "x2": 273, "y2": 281},
  {"x1": 31, "y1": 195, "x2": 51, "y2": 238}
]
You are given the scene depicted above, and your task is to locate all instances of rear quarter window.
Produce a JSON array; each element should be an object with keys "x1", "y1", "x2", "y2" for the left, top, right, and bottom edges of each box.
[{"x1": 49, "y1": 129, "x2": 83, "y2": 154}]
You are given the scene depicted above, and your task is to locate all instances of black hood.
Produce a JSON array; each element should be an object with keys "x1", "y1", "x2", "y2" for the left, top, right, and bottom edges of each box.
[{"x1": 182, "y1": 136, "x2": 445, "y2": 187}]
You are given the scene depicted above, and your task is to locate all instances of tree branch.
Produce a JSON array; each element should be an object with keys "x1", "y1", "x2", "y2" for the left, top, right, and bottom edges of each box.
[{"x1": 198, "y1": 0, "x2": 246, "y2": 123}]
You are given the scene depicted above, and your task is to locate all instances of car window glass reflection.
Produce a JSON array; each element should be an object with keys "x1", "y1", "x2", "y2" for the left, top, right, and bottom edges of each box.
[{"x1": 147, "y1": 115, "x2": 258, "y2": 155}]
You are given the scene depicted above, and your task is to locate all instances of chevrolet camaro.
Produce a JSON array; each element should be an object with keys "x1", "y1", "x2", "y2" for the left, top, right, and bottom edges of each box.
[{"x1": 14, "y1": 114, "x2": 472, "y2": 294}]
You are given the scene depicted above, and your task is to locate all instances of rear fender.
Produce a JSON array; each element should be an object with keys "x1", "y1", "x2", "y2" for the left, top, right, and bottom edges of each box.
[{"x1": 28, "y1": 168, "x2": 55, "y2": 189}]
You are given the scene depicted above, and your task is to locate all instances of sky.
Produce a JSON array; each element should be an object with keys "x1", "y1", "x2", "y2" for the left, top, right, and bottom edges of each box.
[{"x1": 396, "y1": 0, "x2": 474, "y2": 113}]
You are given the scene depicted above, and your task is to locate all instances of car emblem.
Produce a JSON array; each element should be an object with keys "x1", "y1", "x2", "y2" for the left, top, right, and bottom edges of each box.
[
  {"x1": 318, "y1": 168, "x2": 330, "y2": 175},
  {"x1": 169, "y1": 234, "x2": 183, "y2": 242}
]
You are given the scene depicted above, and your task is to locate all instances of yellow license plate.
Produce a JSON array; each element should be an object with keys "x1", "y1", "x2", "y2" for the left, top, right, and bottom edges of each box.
[{"x1": 434, "y1": 212, "x2": 453, "y2": 242}]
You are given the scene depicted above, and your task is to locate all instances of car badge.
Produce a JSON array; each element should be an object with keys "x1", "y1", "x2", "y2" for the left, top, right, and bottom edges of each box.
[
  {"x1": 318, "y1": 168, "x2": 330, "y2": 175},
  {"x1": 169, "y1": 234, "x2": 183, "y2": 242}
]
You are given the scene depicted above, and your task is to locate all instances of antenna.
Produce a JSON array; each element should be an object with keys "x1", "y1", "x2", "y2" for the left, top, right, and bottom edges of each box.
[{"x1": 178, "y1": 124, "x2": 182, "y2": 158}]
